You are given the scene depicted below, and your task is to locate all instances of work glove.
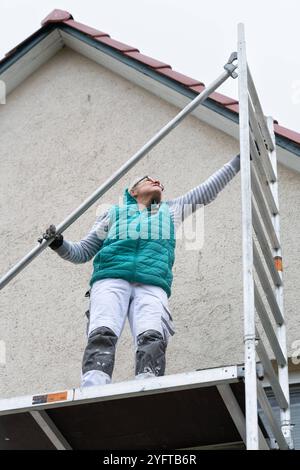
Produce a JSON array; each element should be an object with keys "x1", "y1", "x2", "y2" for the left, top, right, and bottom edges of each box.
[{"x1": 38, "y1": 224, "x2": 64, "y2": 250}]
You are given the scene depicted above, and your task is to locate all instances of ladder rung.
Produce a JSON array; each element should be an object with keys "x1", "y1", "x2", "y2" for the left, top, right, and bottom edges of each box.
[
  {"x1": 248, "y1": 99, "x2": 277, "y2": 183},
  {"x1": 250, "y1": 156, "x2": 278, "y2": 216},
  {"x1": 252, "y1": 203, "x2": 282, "y2": 287},
  {"x1": 251, "y1": 170, "x2": 280, "y2": 250},
  {"x1": 247, "y1": 66, "x2": 275, "y2": 152},
  {"x1": 254, "y1": 283, "x2": 286, "y2": 366},
  {"x1": 253, "y1": 243, "x2": 284, "y2": 325},
  {"x1": 257, "y1": 381, "x2": 289, "y2": 450},
  {"x1": 256, "y1": 329, "x2": 288, "y2": 410}
]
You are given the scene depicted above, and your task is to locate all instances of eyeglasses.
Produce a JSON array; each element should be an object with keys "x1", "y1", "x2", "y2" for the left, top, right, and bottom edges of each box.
[{"x1": 131, "y1": 176, "x2": 164, "y2": 191}]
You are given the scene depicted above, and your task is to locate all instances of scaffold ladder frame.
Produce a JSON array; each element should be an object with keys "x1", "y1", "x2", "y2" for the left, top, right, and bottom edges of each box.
[{"x1": 238, "y1": 23, "x2": 293, "y2": 450}]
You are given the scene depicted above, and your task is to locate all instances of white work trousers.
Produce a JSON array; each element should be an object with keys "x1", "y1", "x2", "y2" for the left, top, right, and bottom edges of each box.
[{"x1": 81, "y1": 278, "x2": 175, "y2": 387}]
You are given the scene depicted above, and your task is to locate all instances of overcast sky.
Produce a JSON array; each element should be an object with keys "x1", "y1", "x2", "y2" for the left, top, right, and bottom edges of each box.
[{"x1": 0, "y1": 0, "x2": 299, "y2": 132}]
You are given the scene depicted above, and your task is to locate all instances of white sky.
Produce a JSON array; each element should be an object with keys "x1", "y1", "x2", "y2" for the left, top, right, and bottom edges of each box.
[{"x1": 0, "y1": 0, "x2": 299, "y2": 132}]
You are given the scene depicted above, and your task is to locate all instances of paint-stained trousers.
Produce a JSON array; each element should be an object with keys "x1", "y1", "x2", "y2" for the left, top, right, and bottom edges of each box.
[{"x1": 81, "y1": 278, "x2": 175, "y2": 387}]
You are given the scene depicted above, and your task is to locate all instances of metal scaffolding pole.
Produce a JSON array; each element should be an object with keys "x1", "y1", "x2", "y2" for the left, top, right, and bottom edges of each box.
[
  {"x1": 238, "y1": 22, "x2": 259, "y2": 450},
  {"x1": 266, "y1": 116, "x2": 293, "y2": 449},
  {"x1": 0, "y1": 54, "x2": 237, "y2": 291}
]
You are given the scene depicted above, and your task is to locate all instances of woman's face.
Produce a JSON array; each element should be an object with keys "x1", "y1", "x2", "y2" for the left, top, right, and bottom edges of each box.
[{"x1": 130, "y1": 176, "x2": 164, "y2": 202}]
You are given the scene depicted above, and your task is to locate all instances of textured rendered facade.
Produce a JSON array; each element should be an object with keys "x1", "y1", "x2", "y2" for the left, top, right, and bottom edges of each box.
[{"x1": 0, "y1": 48, "x2": 299, "y2": 398}]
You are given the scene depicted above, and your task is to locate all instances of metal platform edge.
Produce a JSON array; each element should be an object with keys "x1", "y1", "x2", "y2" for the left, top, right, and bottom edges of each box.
[{"x1": 0, "y1": 365, "x2": 243, "y2": 416}]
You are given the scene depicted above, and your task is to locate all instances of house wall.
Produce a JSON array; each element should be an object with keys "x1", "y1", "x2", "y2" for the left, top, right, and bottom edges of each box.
[{"x1": 0, "y1": 47, "x2": 299, "y2": 398}]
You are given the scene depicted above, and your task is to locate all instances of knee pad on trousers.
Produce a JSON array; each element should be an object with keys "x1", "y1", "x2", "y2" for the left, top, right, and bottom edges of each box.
[
  {"x1": 135, "y1": 329, "x2": 167, "y2": 377},
  {"x1": 82, "y1": 326, "x2": 118, "y2": 378}
]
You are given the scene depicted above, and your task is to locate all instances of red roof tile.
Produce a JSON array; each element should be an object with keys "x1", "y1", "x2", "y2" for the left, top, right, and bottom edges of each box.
[
  {"x1": 1, "y1": 9, "x2": 299, "y2": 147},
  {"x1": 155, "y1": 68, "x2": 204, "y2": 87},
  {"x1": 225, "y1": 103, "x2": 239, "y2": 114},
  {"x1": 274, "y1": 124, "x2": 300, "y2": 144},
  {"x1": 124, "y1": 51, "x2": 171, "y2": 69},
  {"x1": 42, "y1": 9, "x2": 73, "y2": 26},
  {"x1": 188, "y1": 84, "x2": 206, "y2": 94},
  {"x1": 208, "y1": 92, "x2": 238, "y2": 106},
  {"x1": 63, "y1": 20, "x2": 109, "y2": 38},
  {"x1": 95, "y1": 36, "x2": 139, "y2": 53}
]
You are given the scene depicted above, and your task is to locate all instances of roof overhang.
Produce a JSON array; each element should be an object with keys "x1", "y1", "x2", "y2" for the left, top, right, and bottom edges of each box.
[{"x1": 1, "y1": 22, "x2": 299, "y2": 173}]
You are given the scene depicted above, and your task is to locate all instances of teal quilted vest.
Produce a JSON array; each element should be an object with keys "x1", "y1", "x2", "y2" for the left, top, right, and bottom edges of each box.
[{"x1": 90, "y1": 188, "x2": 176, "y2": 297}]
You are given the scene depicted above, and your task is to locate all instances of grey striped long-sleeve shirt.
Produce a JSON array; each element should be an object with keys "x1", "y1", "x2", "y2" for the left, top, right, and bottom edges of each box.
[{"x1": 54, "y1": 155, "x2": 240, "y2": 264}]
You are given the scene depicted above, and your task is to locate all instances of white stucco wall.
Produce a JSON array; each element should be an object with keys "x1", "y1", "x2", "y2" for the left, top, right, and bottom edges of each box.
[{"x1": 0, "y1": 47, "x2": 299, "y2": 398}]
